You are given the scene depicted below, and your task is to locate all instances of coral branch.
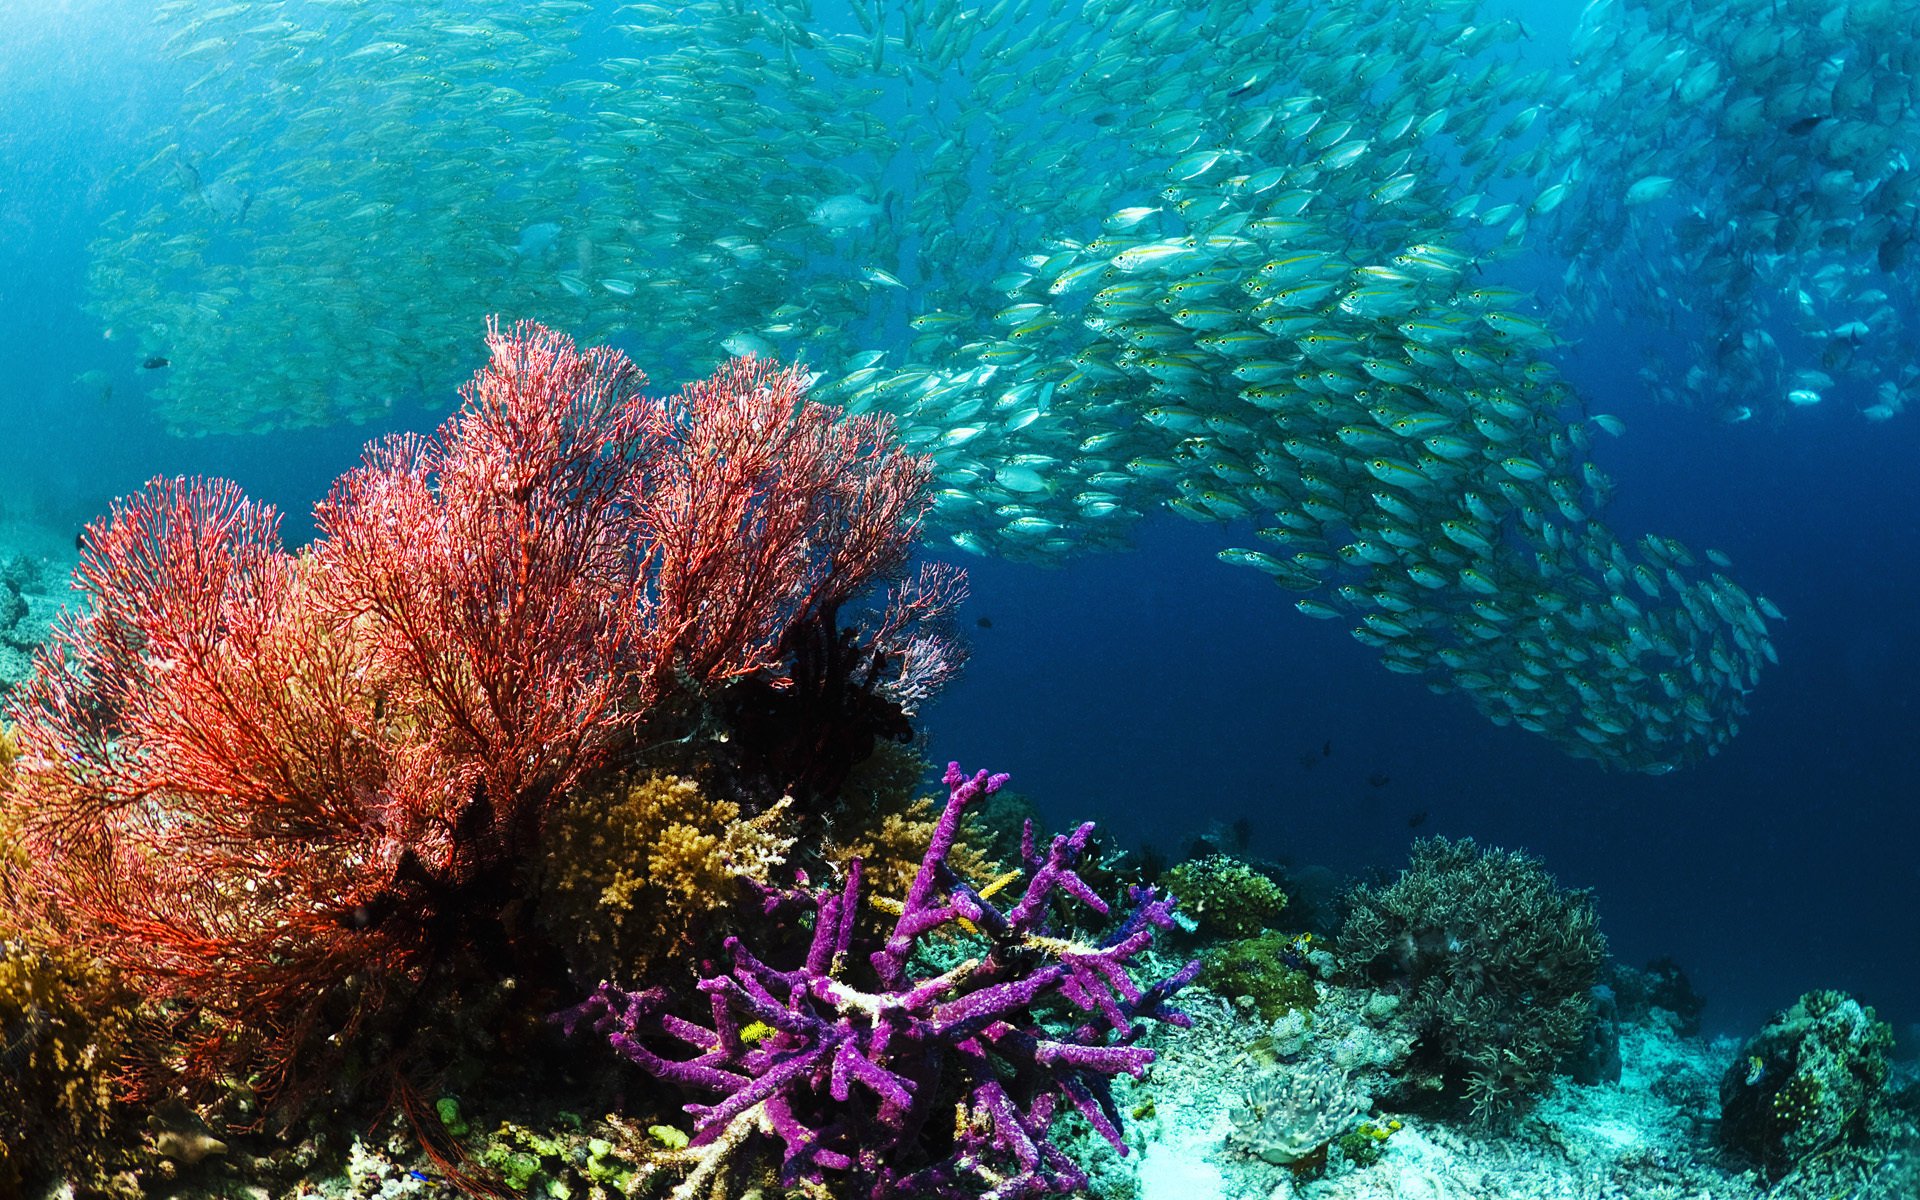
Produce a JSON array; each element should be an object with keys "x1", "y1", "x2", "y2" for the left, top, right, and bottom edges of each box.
[{"x1": 557, "y1": 763, "x2": 1199, "y2": 1199}]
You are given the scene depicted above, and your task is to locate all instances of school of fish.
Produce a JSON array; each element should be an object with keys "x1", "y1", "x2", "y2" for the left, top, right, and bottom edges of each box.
[
  {"x1": 85, "y1": 0, "x2": 1816, "y2": 771},
  {"x1": 1538, "y1": 0, "x2": 1920, "y2": 424}
]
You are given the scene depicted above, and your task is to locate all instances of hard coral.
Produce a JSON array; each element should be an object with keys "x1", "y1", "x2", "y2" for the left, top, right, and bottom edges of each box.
[
  {"x1": 1164, "y1": 854, "x2": 1289, "y2": 941},
  {"x1": 826, "y1": 793, "x2": 1000, "y2": 909},
  {"x1": 0, "y1": 938, "x2": 136, "y2": 1195},
  {"x1": 1200, "y1": 933, "x2": 1318, "y2": 1023},
  {"x1": 1338, "y1": 837, "x2": 1604, "y2": 1125},
  {"x1": 1720, "y1": 988, "x2": 1894, "y2": 1179},
  {"x1": 557, "y1": 763, "x2": 1200, "y2": 1200},
  {"x1": 819, "y1": 742, "x2": 1000, "y2": 927},
  {"x1": 538, "y1": 772, "x2": 798, "y2": 985}
]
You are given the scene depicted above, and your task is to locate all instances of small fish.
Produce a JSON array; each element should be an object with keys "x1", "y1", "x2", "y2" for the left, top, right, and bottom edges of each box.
[
  {"x1": 809, "y1": 193, "x2": 886, "y2": 230},
  {"x1": 1624, "y1": 175, "x2": 1675, "y2": 206},
  {"x1": 1102, "y1": 205, "x2": 1161, "y2": 231},
  {"x1": 142, "y1": 356, "x2": 170, "y2": 369}
]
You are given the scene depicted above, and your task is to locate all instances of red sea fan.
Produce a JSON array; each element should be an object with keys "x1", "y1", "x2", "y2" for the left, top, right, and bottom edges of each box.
[
  {"x1": 640, "y1": 354, "x2": 934, "y2": 692},
  {"x1": 0, "y1": 319, "x2": 957, "y2": 1107}
]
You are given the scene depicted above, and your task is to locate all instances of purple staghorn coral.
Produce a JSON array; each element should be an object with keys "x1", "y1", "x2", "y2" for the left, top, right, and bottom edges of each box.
[{"x1": 556, "y1": 762, "x2": 1200, "y2": 1200}]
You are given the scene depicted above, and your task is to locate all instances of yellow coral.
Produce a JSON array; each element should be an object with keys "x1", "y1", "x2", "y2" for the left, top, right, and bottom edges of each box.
[
  {"x1": 0, "y1": 723, "x2": 38, "y2": 945},
  {"x1": 539, "y1": 773, "x2": 796, "y2": 984},
  {"x1": 825, "y1": 795, "x2": 998, "y2": 907},
  {"x1": 0, "y1": 937, "x2": 136, "y2": 1193}
]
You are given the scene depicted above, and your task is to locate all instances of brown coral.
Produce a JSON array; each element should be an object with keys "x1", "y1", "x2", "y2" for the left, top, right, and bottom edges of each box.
[
  {"x1": 0, "y1": 938, "x2": 136, "y2": 1194},
  {"x1": 824, "y1": 795, "x2": 998, "y2": 907},
  {"x1": 539, "y1": 773, "x2": 797, "y2": 984},
  {"x1": 821, "y1": 744, "x2": 1000, "y2": 920}
]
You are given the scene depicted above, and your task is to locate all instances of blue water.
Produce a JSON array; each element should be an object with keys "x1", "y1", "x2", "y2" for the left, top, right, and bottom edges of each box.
[{"x1": 1, "y1": 0, "x2": 1914, "y2": 1049}]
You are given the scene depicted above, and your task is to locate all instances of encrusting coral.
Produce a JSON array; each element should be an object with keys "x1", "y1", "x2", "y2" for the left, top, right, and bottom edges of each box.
[
  {"x1": 1200, "y1": 932, "x2": 1319, "y2": 1023},
  {"x1": 1720, "y1": 988, "x2": 1895, "y2": 1180}
]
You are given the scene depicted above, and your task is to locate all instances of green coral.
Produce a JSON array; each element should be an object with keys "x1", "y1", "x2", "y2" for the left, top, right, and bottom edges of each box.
[
  {"x1": 1164, "y1": 854, "x2": 1288, "y2": 941},
  {"x1": 1200, "y1": 933, "x2": 1319, "y2": 1021},
  {"x1": 1719, "y1": 989, "x2": 1894, "y2": 1180},
  {"x1": 1338, "y1": 837, "x2": 1604, "y2": 1126},
  {"x1": 473, "y1": 1116, "x2": 642, "y2": 1198}
]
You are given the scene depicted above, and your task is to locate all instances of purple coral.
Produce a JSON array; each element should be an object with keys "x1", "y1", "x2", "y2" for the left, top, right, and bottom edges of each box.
[{"x1": 556, "y1": 763, "x2": 1200, "y2": 1199}]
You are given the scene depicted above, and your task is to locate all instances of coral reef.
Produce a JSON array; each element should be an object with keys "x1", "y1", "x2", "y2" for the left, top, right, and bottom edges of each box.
[
  {"x1": 1164, "y1": 854, "x2": 1291, "y2": 942},
  {"x1": 1337, "y1": 837, "x2": 1605, "y2": 1125},
  {"x1": 557, "y1": 763, "x2": 1201, "y2": 1200},
  {"x1": 1719, "y1": 988, "x2": 1895, "y2": 1180},
  {"x1": 0, "y1": 320, "x2": 960, "y2": 1114}
]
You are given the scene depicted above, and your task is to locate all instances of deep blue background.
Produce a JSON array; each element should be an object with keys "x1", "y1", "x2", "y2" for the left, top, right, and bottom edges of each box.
[{"x1": 2, "y1": 1, "x2": 1914, "y2": 1044}]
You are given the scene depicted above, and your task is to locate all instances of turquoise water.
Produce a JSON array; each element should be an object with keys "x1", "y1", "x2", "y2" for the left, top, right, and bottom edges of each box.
[{"x1": 0, "y1": 1, "x2": 1916, "y2": 1194}]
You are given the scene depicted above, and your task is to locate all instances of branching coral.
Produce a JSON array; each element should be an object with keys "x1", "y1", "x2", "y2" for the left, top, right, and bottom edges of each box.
[
  {"x1": 1338, "y1": 837, "x2": 1604, "y2": 1125},
  {"x1": 557, "y1": 763, "x2": 1200, "y2": 1200},
  {"x1": 538, "y1": 772, "x2": 797, "y2": 984}
]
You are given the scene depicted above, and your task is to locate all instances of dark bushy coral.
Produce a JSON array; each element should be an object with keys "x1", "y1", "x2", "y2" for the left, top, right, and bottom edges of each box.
[
  {"x1": 557, "y1": 763, "x2": 1200, "y2": 1200},
  {"x1": 1720, "y1": 989, "x2": 1894, "y2": 1179},
  {"x1": 1338, "y1": 837, "x2": 1604, "y2": 1125}
]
